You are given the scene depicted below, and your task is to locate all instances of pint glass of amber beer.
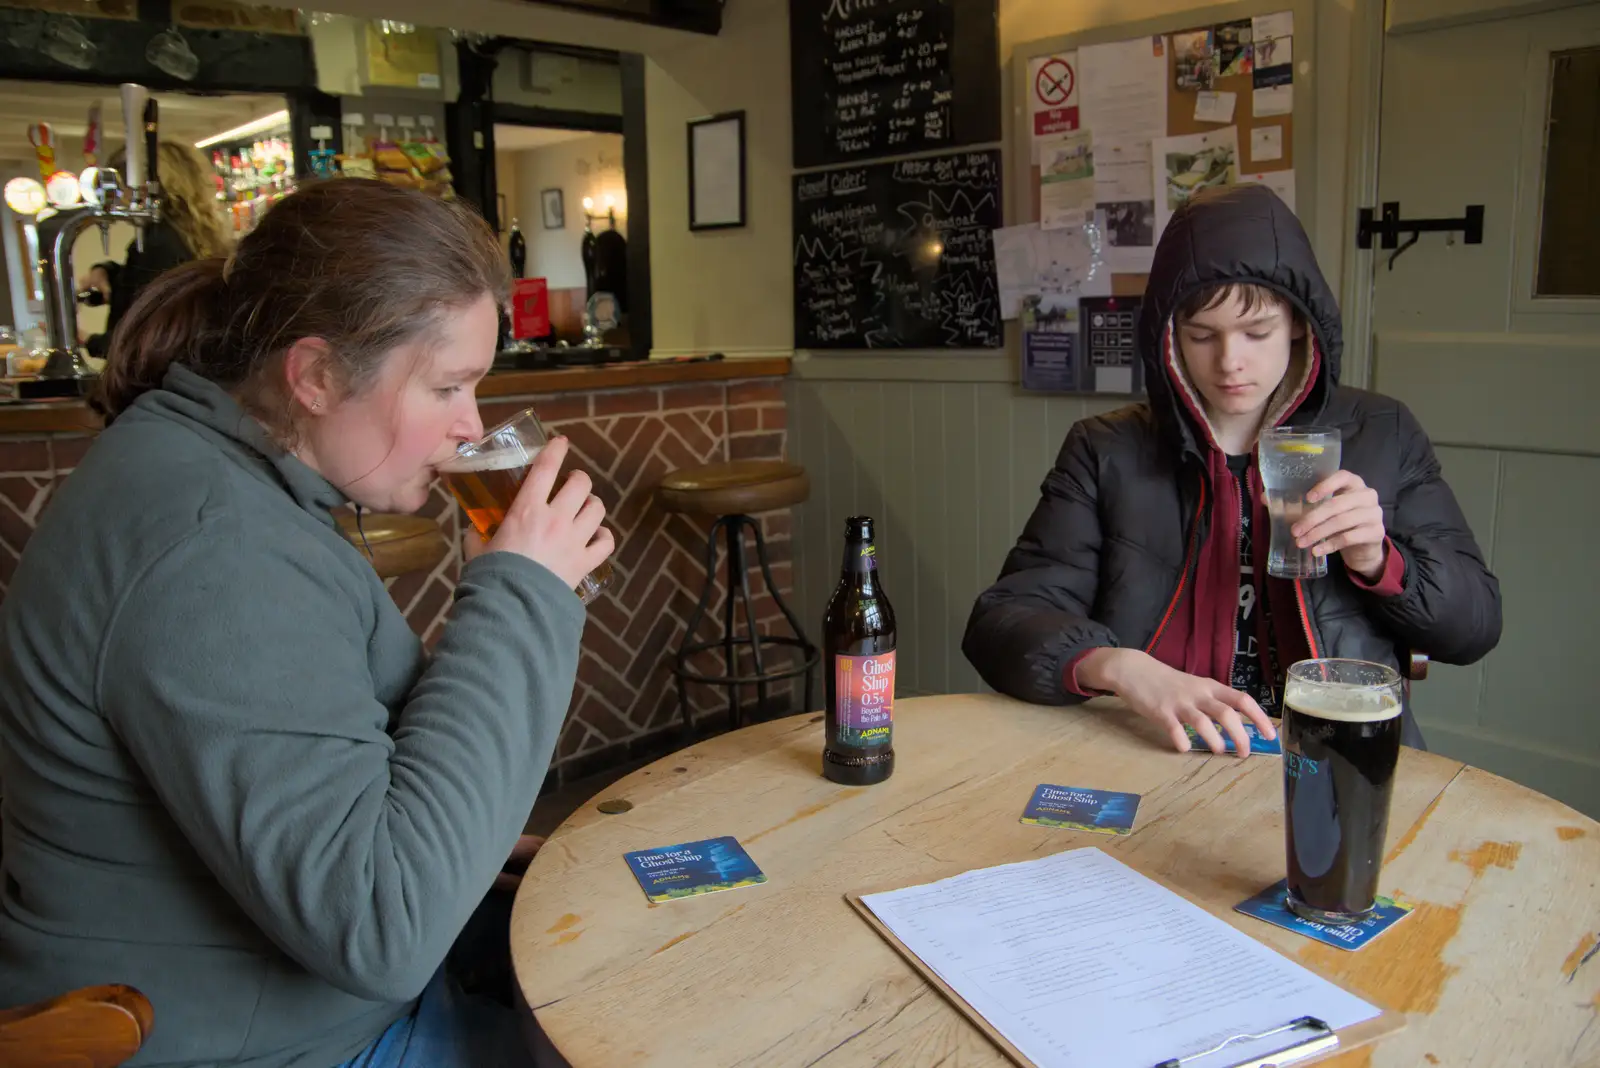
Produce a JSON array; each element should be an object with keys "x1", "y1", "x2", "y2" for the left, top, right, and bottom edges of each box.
[{"x1": 439, "y1": 408, "x2": 614, "y2": 604}]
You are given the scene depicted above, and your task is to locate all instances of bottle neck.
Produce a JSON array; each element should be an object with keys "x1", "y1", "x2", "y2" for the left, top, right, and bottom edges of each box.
[{"x1": 839, "y1": 538, "x2": 880, "y2": 589}]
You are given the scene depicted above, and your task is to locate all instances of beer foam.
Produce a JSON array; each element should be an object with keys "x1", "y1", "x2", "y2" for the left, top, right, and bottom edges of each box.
[
  {"x1": 1285, "y1": 682, "x2": 1401, "y2": 723},
  {"x1": 437, "y1": 445, "x2": 540, "y2": 473}
]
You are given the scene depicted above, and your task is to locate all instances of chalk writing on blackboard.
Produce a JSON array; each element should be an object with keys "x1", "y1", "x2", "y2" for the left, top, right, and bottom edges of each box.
[
  {"x1": 794, "y1": 0, "x2": 955, "y2": 164},
  {"x1": 793, "y1": 149, "x2": 1002, "y2": 349}
]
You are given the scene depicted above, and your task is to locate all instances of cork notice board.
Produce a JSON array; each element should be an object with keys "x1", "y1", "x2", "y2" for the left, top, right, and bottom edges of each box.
[{"x1": 1011, "y1": 0, "x2": 1313, "y2": 300}]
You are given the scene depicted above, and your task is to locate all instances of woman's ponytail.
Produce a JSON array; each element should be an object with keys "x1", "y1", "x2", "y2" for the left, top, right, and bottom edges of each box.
[{"x1": 89, "y1": 257, "x2": 228, "y2": 423}]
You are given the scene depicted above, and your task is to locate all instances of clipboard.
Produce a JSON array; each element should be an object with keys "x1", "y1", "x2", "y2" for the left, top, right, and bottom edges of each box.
[{"x1": 846, "y1": 882, "x2": 1406, "y2": 1068}]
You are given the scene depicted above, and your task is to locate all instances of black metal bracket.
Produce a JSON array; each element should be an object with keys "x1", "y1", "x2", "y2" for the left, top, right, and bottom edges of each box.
[{"x1": 1357, "y1": 202, "x2": 1485, "y2": 269}]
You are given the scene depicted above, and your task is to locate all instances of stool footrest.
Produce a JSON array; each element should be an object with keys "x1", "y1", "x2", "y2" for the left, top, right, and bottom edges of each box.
[
  {"x1": 670, "y1": 512, "x2": 818, "y2": 736},
  {"x1": 673, "y1": 636, "x2": 820, "y2": 687}
]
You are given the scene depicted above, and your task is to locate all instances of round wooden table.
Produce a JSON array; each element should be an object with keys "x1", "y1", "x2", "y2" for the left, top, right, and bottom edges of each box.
[{"x1": 511, "y1": 694, "x2": 1600, "y2": 1066}]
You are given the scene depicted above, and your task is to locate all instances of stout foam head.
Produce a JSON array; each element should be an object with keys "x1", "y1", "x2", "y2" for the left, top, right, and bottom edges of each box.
[{"x1": 1284, "y1": 681, "x2": 1401, "y2": 723}]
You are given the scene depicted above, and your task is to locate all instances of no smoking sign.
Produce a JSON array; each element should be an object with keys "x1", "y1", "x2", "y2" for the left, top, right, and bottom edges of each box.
[{"x1": 1029, "y1": 52, "x2": 1079, "y2": 137}]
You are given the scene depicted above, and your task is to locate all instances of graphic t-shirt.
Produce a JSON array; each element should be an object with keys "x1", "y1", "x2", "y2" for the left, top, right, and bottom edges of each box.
[{"x1": 1226, "y1": 454, "x2": 1277, "y2": 714}]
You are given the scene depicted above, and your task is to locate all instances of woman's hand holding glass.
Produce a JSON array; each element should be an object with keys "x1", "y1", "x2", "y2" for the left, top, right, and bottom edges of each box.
[{"x1": 483, "y1": 436, "x2": 614, "y2": 587}]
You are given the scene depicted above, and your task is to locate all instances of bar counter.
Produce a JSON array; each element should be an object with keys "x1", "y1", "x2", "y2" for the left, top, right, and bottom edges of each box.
[{"x1": 0, "y1": 356, "x2": 797, "y2": 786}]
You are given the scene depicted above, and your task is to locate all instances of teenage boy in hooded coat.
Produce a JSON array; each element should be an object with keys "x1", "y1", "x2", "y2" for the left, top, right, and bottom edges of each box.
[{"x1": 963, "y1": 184, "x2": 1501, "y2": 755}]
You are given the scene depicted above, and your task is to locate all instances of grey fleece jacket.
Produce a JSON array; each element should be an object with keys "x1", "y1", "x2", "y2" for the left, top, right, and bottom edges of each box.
[{"x1": 0, "y1": 364, "x2": 585, "y2": 1066}]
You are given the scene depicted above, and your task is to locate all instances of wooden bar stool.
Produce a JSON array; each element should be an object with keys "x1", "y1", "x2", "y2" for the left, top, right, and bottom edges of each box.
[
  {"x1": 660, "y1": 460, "x2": 818, "y2": 734},
  {"x1": 336, "y1": 511, "x2": 451, "y2": 579}
]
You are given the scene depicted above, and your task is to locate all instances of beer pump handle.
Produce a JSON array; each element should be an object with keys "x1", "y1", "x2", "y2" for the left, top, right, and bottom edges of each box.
[
  {"x1": 119, "y1": 83, "x2": 148, "y2": 194},
  {"x1": 119, "y1": 83, "x2": 150, "y2": 252},
  {"x1": 143, "y1": 97, "x2": 160, "y2": 197}
]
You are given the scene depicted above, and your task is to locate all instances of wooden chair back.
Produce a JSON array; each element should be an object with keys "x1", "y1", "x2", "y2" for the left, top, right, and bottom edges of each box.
[{"x1": 0, "y1": 984, "x2": 153, "y2": 1068}]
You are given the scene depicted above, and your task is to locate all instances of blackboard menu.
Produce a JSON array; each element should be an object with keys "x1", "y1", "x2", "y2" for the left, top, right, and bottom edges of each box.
[
  {"x1": 794, "y1": 149, "x2": 1002, "y2": 349},
  {"x1": 789, "y1": 0, "x2": 1000, "y2": 169}
]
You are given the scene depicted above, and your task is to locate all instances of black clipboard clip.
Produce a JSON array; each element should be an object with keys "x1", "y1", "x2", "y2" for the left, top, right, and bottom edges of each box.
[{"x1": 1152, "y1": 1016, "x2": 1337, "y2": 1068}]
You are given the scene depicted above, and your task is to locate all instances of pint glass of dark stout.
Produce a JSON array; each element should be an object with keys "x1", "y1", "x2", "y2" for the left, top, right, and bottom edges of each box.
[
  {"x1": 1282, "y1": 658, "x2": 1404, "y2": 925},
  {"x1": 439, "y1": 408, "x2": 614, "y2": 605}
]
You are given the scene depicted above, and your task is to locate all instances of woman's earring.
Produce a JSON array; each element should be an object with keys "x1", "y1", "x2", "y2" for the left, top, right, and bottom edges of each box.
[{"x1": 310, "y1": 399, "x2": 322, "y2": 412}]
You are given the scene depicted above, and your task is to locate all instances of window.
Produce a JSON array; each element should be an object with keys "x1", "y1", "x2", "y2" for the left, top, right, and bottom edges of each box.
[{"x1": 1535, "y1": 46, "x2": 1600, "y2": 297}]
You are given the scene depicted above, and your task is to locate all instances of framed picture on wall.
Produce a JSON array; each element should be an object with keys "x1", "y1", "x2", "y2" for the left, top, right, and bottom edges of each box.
[
  {"x1": 541, "y1": 188, "x2": 565, "y2": 230},
  {"x1": 688, "y1": 110, "x2": 746, "y2": 231}
]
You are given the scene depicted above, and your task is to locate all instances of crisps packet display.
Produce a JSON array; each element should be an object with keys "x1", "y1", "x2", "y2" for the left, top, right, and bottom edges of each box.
[{"x1": 400, "y1": 140, "x2": 454, "y2": 197}]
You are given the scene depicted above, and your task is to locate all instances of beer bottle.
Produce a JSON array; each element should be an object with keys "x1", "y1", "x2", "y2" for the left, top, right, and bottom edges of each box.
[
  {"x1": 507, "y1": 219, "x2": 526, "y2": 279},
  {"x1": 822, "y1": 516, "x2": 896, "y2": 785}
]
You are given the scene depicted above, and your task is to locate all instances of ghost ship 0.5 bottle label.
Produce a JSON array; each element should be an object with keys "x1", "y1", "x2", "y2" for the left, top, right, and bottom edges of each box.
[
  {"x1": 823, "y1": 516, "x2": 896, "y2": 784},
  {"x1": 834, "y1": 649, "x2": 894, "y2": 747}
]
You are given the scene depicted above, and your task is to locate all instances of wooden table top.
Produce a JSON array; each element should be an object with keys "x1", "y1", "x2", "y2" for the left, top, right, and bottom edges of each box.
[{"x1": 511, "y1": 694, "x2": 1600, "y2": 1067}]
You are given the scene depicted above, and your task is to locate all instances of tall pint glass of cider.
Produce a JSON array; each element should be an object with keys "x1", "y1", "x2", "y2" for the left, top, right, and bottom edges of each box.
[
  {"x1": 439, "y1": 408, "x2": 614, "y2": 605},
  {"x1": 1259, "y1": 426, "x2": 1342, "y2": 580},
  {"x1": 1281, "y1": 658, "x2": 1404, "y2": 925}
]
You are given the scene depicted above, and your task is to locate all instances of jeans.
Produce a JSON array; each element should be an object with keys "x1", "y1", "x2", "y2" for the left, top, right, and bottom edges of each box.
[
  {"x1": 332, "y1": 965, "x2": 528, "y2": 1068},
  {"x1": 332, "y1": 891, "x2": 569, "y2": 1068}
]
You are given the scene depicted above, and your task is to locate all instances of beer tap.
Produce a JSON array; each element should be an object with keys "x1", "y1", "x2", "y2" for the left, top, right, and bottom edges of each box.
[{"x1": 31, "y1": 83, "x2": 163, "y2": 386}]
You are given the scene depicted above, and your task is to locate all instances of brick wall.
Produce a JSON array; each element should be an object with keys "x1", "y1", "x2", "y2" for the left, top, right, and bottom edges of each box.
[
  {"x1": 0, "y1": 376, "x2": 807, "y2": 781},
  {"x1": 0, "y1": 435, "x2": 91, "y2": 594}
]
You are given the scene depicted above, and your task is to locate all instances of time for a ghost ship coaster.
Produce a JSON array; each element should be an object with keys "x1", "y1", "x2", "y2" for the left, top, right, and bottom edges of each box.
[
  {"x1": 1182, "y1": 719, "x2": 1283, "y2": 754},
  {"x1": 623, "y1": 836, "x2": 768, "y2": 904},
  {"x1": 1019, "y1": 785, "x2": 1140, "y2": 835},
  {"x1": 1235, "y1": 880, "x2": 1416, "y2": 950}
]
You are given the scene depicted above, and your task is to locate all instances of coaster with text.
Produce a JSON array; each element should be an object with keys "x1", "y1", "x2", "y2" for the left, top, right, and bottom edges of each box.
[
  {"x1": 1235, "y1": 879, "x2": 1415, "y2": 950},
  {"x1": 1184, "y1": 719, "x2": 1283, "y2": 755},
  {"x1": 623, "y1": 836, "x2": 767, "y2": 904},
  {"x1": 1019, "y1": 785, "x2": 1140, "y2": 835}
]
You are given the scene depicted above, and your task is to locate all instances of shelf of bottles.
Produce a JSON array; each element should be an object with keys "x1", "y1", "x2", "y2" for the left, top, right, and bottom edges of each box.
[{"x1": 208, "y1": 123, "x2": 296, "y2": 236}]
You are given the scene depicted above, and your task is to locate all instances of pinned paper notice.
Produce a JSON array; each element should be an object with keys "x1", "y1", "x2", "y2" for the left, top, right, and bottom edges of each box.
[
  {"x1": 1251, "y1": 125, "x2": 1284, "y2": 163},
  {"x1": 1194, "y1": 90, "x2": 1237, "y2": 124},
  {"x1": 1252, "y1": 11, "x2": 1293, "y2": 41},
  {"x1": 1254, "y1": 85, "x2": 1293, "y2": 117}
]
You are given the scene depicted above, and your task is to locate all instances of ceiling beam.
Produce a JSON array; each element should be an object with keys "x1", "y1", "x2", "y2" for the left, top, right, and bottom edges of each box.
[{"x1": 514, "y1": 0, "x2": 722, "y2": 37}]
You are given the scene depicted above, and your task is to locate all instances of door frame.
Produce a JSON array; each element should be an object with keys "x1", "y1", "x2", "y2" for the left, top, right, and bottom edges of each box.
[{"x1": 1335, "y1": 0, "x2": 1388, "y2": 390}]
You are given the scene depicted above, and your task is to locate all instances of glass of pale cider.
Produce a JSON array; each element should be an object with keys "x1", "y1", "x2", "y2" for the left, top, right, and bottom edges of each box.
[
  {"x1": 1259, "y1": 426, "x2": 1342, "y2": 579},
  {"x1": 439, "y1": 408, "x2": 614, "y2": 604}
]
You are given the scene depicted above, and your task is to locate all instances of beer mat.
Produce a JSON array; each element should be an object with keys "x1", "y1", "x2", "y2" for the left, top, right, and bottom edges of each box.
[
  {"x1": 1235, "y1": 879, "x2": 1415, "y2": 951},
  {"x1": 622, "y1": 836, "x2": 767, "y2": 904},
  {"x1": 1183, "y1": 719, "x2": 1283, "y2": 755},
  {"x1": 1019, "y1": 785, "x2": 1140, "y2": 835}
]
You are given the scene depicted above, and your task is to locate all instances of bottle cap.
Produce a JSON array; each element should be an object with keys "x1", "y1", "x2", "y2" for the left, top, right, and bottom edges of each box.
[{"x1": 845, "y1": 515, "x2": 875, "y2": 539}]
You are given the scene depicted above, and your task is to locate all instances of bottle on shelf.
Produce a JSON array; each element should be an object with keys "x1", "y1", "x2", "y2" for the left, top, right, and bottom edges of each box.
[{"x1": 507, "y1": 218, "x2": 526, "y2": 279}]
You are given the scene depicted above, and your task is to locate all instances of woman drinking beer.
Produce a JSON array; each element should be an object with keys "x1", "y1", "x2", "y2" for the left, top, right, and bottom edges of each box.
[
  {"x1": 963, "y1": 183, "x2": 1501, "y2": 756},
  {"x1": 0, "y1": 180, "x2": 611, "y2": 1067}
]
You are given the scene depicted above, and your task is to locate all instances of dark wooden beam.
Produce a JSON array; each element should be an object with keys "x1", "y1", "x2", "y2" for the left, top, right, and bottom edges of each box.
[
  {"x1": 447, "y1": 38, "x2": 505, "y2": 223},
  {"x1": 491, "y1": 103, "x2": 624, "y2": 134},
  {"x1": 619, "y1": 52, "x2": 652, "y2": 358},
  {"x1": 513, "y1": 0, "x2": 722, "y2": 36}
]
